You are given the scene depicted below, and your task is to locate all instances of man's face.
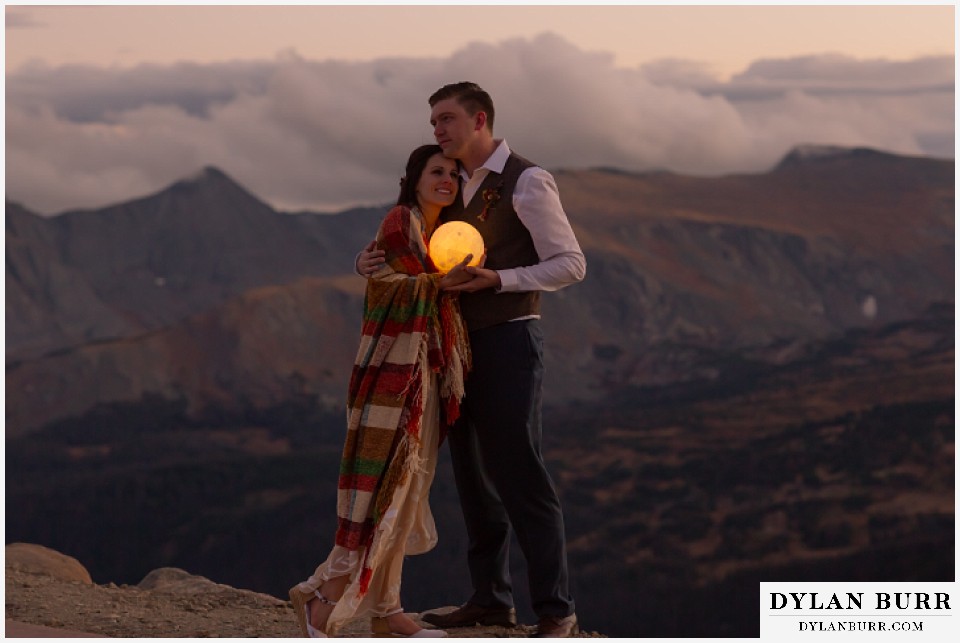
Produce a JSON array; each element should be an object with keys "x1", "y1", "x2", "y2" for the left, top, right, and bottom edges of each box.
[{"x1": 430, "y1": 98, "x2": 478, "y2": 160}]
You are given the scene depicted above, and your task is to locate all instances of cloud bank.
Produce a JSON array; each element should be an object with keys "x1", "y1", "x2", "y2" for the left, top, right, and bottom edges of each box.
[
  {"x1": 5, "y1": 8, "x2": 45, "y2": 29},
  {"x1": 5, "y1": 33, "x2": 953, "y2": 214}
]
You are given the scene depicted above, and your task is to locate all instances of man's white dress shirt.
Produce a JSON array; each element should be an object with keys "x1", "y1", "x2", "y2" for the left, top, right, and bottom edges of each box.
[{"x1": 459, "y1": 140, "x2": 585, "y2": 299}]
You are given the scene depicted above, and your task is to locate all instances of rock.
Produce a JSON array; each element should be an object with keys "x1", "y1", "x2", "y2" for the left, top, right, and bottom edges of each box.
[
  {"x1": 138, "y1": 567, "x2": 219, "y2": 593},
  {"x1": 5, "y1": 544, "x2": 605, "y2": 637},
  {"x1": 5, "y1": 543, "x2": 93, "y2": 585},
  {"x1": 137, "y1": 567, "x2": 284, "y2": 606}
]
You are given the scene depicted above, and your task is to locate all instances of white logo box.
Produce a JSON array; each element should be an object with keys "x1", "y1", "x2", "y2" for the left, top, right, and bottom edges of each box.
[{"x1": 760, "y1": 582, "x2": 956, "y2": 641}]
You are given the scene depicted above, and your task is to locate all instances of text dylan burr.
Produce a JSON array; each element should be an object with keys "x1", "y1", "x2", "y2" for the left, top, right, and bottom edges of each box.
[{"x1": 770, "y1": 592, "x2": 951, "y2": 611}]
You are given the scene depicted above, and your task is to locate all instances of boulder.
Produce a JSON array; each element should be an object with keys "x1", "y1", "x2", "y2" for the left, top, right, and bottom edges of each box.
[
  {"x1": 5, "y1": 543, "x2": 93, "y2": 584},
  {"x1": 138, "y1": 567, "x2": 284, "y2": 605}
]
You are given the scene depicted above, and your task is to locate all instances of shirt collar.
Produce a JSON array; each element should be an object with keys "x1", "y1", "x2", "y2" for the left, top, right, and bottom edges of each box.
[{"x1": 459, "y1": 139, "x2": 511, "y2": 181}]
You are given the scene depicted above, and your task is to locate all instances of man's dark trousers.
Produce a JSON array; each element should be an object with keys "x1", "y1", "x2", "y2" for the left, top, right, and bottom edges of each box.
[{"x1": 447, "y1": 319, "x2": 575, "y2": 618}]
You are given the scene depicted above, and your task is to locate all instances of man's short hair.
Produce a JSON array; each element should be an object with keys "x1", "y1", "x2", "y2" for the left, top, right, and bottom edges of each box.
[{"x1": 429, "y1": 81, "x2": 495, "y2": 132}]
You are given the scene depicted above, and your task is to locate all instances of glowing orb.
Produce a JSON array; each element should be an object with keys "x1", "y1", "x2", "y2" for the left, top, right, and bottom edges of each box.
[{"x1": 428, "y1": 221, "x2": 484, "y2": 273}]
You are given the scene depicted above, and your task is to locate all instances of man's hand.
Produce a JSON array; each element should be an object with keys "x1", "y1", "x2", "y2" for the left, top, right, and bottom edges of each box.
[
  {"x1": 356, "y1": 240, "x2": 386, "y2": 277},
  {"x1": 438, "y1": 254, "x2": 475, "y2": 289},
  {"x1": 442, "y1": 263, "x2": 501, "y2": 292}
]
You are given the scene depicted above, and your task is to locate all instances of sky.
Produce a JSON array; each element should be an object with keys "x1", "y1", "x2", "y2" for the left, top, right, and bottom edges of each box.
[{"x1": 4, "y1": 3, "x2": 955, "y2": 214}]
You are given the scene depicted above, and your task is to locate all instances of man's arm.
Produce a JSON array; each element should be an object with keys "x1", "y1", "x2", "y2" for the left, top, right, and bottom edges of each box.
[
  {"x1": 355, "y1": 240, "x2": 386, "y2": 277},
  {"x1": 499, "y1": 167, "x2": 585, "y2": 291},
  {"x1": 443, "y1": 168, "x2": 586, "y2": 293}
]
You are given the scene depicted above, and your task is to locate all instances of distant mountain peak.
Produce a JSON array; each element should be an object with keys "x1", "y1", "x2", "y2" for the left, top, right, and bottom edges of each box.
[
  {"x1": 178, "y1": 166, "x2": 235, "y2": 187},
  {"x1": 789, "y1": 144, "x2": 856, "y2": 160},
  {"x1": 774, "y1": 145, "x2": 895, "y2": 171},
  {"x1": 160, "y1": 165, "x2": 267, "y2": 206}
]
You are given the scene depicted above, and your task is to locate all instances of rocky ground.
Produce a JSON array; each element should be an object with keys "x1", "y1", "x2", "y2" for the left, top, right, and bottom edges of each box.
[{"x1": 5, "y1": 543, "x2": 601, "y2": 638}]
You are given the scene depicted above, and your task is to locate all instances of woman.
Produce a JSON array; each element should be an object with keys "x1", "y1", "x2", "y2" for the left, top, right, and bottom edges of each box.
[{"x1": 289, "y1": 145, "x2": 474, "y2": 638}]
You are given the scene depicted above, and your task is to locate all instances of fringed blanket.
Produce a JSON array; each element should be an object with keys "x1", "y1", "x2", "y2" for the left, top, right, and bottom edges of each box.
[{"x1": 334, "y1": 205, "x2": 471, "y2": 596}]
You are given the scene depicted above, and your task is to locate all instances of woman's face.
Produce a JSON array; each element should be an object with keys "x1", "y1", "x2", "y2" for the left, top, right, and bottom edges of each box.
[{"x1": 416, "y1": 153, "x2": 458, "y2": 211}]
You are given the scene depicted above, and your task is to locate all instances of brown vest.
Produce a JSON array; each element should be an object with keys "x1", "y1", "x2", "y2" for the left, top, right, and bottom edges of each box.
[{"x1": 441, "y1": 152, "x2": 541, "y2": 332}]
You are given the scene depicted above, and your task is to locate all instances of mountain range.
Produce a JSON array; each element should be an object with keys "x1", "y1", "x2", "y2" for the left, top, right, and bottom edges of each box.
[
  {"x1": 5, "y1": 146, "x2": 954, "y2": 636},
  {"x1": 6, "y1": 146, "x2": 953, "y2": 435}
]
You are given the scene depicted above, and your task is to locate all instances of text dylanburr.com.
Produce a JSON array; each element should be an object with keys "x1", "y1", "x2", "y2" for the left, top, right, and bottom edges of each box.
[{"x1": 760, "y1": 582, "x2": 956, "y2": 640}]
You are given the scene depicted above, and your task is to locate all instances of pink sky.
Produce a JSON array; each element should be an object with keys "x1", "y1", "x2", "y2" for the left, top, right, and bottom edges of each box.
[
  {"x1": 5, "y1": 3, "x2": 955, "y2": 214},
  {"x1": 6, "y1": 4, "x2": 953, "y2": 78}
]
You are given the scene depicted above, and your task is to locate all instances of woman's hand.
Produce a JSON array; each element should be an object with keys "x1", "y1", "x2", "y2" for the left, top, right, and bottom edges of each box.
[{"x1": 356, "y1": 240, "x2": 386, "y2": 277}]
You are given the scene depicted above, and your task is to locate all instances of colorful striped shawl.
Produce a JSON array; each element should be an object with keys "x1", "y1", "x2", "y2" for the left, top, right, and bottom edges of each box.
[{"x1": 335, "y1": 205, "x2": 470, "y2": 596}]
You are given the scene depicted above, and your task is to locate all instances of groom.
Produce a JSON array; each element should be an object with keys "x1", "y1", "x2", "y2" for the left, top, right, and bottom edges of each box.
[{"x1": 359, "y1": 81, "x2": 585, "y2": 637}]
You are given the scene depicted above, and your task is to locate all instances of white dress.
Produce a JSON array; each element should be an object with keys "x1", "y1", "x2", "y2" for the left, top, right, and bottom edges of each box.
[{"x1": 295, "y1": 374, "x2": 441, "y2": 635}]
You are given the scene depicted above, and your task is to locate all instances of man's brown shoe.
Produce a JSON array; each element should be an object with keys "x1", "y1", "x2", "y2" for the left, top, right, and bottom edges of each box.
[
  {"x1": 533, "y1": 614, "x2": 579, "y2": 638},
  {"x1": 421, "y1": 603, "x2": 517, "y2": 628}
]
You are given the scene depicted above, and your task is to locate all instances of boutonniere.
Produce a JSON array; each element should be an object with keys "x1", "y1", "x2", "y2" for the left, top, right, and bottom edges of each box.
[{"x1": 477, "y1": 180, "x2": 504, "y2": 222}]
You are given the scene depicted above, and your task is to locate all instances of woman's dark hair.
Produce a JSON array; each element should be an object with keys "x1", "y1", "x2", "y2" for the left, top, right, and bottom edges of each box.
[{"x1": 396, "y1": 144, "x2": 445, "y2": 208}]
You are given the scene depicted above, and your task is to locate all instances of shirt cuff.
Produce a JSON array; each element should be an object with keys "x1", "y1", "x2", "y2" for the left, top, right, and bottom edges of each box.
[{"x1": 496, "y1": 268, "x2": 519, "y2": 292}]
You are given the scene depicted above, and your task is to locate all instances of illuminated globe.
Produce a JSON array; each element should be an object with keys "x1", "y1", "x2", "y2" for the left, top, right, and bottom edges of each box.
[{"x1": 428, "y1": 221, "x2": 484, "y2": 273}]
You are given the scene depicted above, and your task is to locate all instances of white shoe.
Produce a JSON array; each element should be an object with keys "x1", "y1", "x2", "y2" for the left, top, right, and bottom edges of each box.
[
  {"x1": 305, "y1": 601, "x2": 326, "y2": 640},
  {"x1": 289, "y1": 586, "x2": 336, "y2": 638},
  {"x1": 371, "y1": 614, "x2": 448, "y2": 638},
  {"x1": 410, "y1": 628, "x2": 448, "y2": 638}
]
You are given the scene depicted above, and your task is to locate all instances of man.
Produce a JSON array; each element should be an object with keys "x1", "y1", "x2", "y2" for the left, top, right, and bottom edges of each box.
[{"x1": 358, "y1": 81, "x2": 585, "y2": 637}]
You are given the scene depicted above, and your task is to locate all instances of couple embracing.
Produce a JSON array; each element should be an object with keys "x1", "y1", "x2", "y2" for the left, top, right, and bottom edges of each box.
[{"x1": 289, "y1": 82, "x2": 586, "y2": 638}]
